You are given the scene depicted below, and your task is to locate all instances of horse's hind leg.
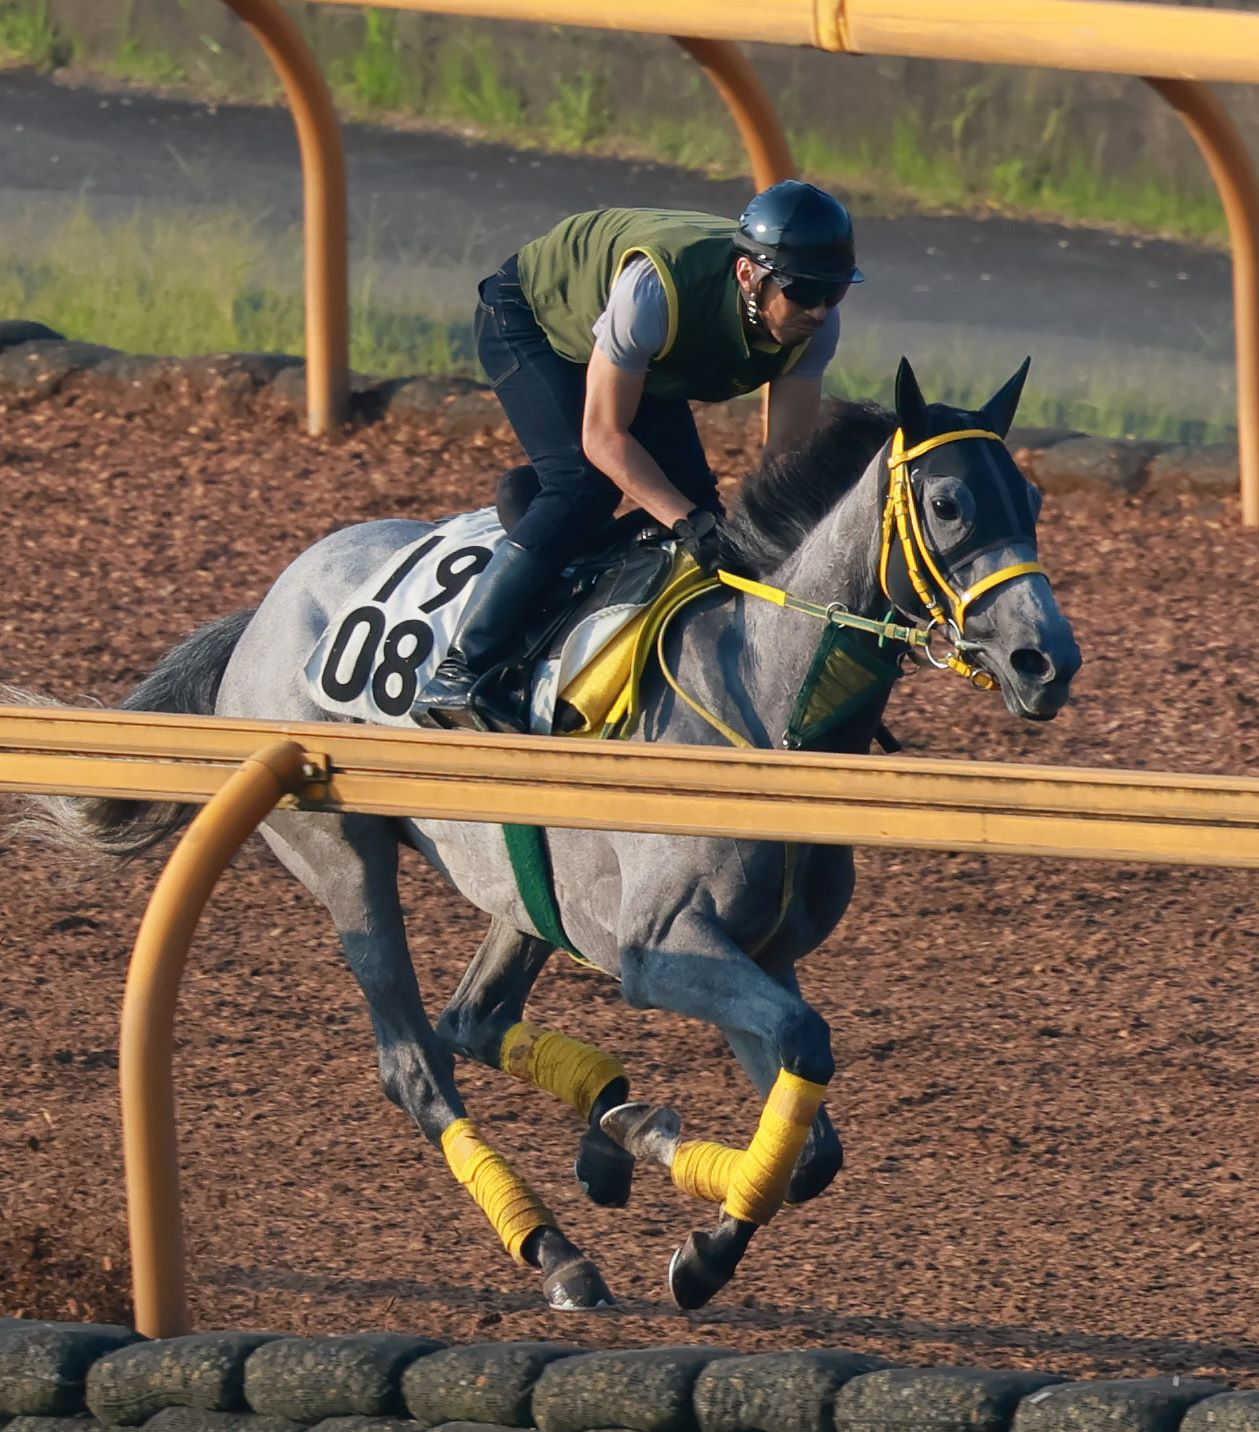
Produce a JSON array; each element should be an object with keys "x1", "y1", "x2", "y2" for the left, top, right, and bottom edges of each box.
[
  {"x1": 257, "y1": 809, "x2": 612, "y2": 1311},
  {"x1": 439, "y1": 918, "x2": 635, "y2": 1209}
]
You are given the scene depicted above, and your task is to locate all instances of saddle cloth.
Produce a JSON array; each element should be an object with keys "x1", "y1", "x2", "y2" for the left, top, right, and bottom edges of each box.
[{"x1": 303, "y1": 508, "x2": 683, "y2": 734}]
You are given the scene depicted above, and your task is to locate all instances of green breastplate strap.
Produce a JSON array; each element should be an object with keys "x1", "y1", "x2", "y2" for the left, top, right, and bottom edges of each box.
[
  {"x1": 501, "y1": 822, "x2": 582, "y2": 958},
  {"x1": 784, "y1": 619, "x2": 903, "y2": 750}
]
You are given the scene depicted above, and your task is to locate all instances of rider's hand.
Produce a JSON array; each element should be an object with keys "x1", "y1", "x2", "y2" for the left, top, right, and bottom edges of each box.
[{"x1": 671, "y1": 508, "x2": 723, "y2": 575}]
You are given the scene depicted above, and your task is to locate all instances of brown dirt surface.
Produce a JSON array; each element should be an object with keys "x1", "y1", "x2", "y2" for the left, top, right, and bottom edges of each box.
[{"x1": 1, "y1": 389, "x2": 1257, "y2": 1385}]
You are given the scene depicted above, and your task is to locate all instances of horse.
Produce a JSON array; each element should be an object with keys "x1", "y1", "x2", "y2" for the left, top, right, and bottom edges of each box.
[{"x1": 10, "y1": 356, "x2": 1081, "y2": 1314}]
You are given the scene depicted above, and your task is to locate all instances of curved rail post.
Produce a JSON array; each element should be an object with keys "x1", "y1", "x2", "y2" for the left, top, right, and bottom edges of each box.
[
  {"x1": 1144, "y1": 78, "x2": 1259, "y2": 528},
  {"x1": 670, "y1": 36, "x2": 795, "y2": 191},
  {"x1": 121, "y1": 740, "x2": 309, "y2": 1338},
  {"x1": 671, "y1": 39, "x2": 795, "y2": 449},
  {"x1": 220, "y1": 0, "x2": 349, "y2": 435}
]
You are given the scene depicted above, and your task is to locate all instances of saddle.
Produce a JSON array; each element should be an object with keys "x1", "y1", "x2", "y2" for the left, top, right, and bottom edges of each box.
[{"x1": 466, "y1": 466, "x2": 678, "y2": 734}]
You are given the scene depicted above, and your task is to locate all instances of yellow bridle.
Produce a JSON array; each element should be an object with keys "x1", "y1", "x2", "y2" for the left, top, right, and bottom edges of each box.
[
  {"x1": 631, "y1": 424, "x2": 1050, "y2": 745},
  {"x1": 879, "y1": 426, "x2": 1046, "y2": 689}
]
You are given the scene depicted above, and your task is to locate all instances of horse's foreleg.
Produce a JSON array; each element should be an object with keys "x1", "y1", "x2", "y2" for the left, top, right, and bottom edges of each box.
[
  {"x1": 616, "y1": 917, "x2": 834, "y2": 1308},
  {"x1": 725, "y1": 992, "x2": 845, "y2": 1206},
  {"x1": 439, "y1": 918, "x2": 634, "y2": 1209},
  {"x1": 262, "y1": 815, "x2": 610, "y2": 1311}
]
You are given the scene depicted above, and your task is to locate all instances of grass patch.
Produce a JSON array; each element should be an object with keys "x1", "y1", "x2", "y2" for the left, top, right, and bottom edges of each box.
[
  {"x1": 109, "y1": 37, "x2": 187, "y2": 88},
  {"x1": 826, "y1": 350, "x2": 1235, "y2": 446},
  {"x1": 544, "y1": 72, "x2": 611, "y2": 149},
  {"x1": 0, "y1": 205, "x2": 476, "y2": 378},
  {"x1": 790, "y1": 112, "x2": 1225, "y2": 244},
  {"x1": 328, "y1": 10, "x2": 418, "y2": 115},
  {"x1": 0, "y1": 0, "x2": 69, "y2": 69},
  {"x1": 430, "y1": 33, "x2": 525, "y2": 133},
  {"x1": 0, "y1": 205, "x2": 1228, "y2": 443}
]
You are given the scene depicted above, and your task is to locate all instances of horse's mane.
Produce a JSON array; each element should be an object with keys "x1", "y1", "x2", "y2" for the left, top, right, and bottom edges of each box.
[{"x1": 719, "y1": 399, "x2": 896, "y2": 577}]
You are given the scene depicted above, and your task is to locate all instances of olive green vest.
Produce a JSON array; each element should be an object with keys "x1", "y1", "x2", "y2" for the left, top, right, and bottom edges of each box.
[{"x1": 516, "y1": 207, "x2": 806, "y2": 401}]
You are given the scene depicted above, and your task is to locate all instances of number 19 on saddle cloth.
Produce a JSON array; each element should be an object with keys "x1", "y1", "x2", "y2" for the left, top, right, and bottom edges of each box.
[{"x1": 304, "y1": 509, "x2": 502, "y2": 724}]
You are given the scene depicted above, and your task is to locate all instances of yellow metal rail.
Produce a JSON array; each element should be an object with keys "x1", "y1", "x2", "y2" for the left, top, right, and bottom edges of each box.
[
  {"x1": 7, "y1": 705, "x2": 1259, "y2": 867},
  {"x1": 7, "y1": 701, "x2": 1259, "y2": 1334},
  {"x1": 303, "y1": 0, "x2": 1259, "y2": 72},
  {"x1": 838, "y1": 0, "x2": 1259, "y2": 78}
]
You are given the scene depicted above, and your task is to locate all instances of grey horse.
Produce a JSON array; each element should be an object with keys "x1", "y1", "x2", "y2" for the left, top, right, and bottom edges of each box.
[{"x1": 13, "y1": 357, "x2": 1080, "y2": 1313}]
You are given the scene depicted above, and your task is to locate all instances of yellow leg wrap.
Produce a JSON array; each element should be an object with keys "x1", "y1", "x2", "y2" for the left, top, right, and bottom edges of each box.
[
  {"x1": 672, "y1": 1139, "x2": 742, "y2": 1205},
  {"x1": 441, "y1": 1117, "x2": 552, "y2": 1265},
  {"x1": 722, "y1": 1070, "x2": 828, "y2": 1227},
  {"x1": 498, "y1": 1021, "x2": 627, "y2": 1120}
]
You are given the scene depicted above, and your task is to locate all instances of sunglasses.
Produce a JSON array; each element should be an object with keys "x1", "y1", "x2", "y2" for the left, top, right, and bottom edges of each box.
[{"x1": 774, "y1": 275, "x2": 851, "y2": 309}]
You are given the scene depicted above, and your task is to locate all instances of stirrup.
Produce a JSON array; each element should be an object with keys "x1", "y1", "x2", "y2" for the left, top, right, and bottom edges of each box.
[
  {"x1": 412, "y1": 656, "x2": 477, "y2": 720},
  {"x1": 412, "y1": 664, "x2": 530, "y2": 734}
]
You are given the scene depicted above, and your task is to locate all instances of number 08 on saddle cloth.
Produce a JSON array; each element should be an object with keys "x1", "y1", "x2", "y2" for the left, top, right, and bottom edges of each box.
[{"x1": 303, "y1": 508, "x2": 696, "y2": 737}]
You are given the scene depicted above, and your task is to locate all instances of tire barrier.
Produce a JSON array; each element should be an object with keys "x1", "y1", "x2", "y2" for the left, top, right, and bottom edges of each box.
[
  {"x1": 0, "y1": 323, "x2": 1243, "y2": 504},
  {"x1": 1, "y1": 1322, "x2": 1257, "y2": 1432}
]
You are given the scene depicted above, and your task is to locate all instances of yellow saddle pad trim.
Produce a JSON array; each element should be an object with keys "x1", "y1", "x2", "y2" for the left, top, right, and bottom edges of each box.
[{"x1": 558, "y1": 552, "x2": 712, "y2": 737}]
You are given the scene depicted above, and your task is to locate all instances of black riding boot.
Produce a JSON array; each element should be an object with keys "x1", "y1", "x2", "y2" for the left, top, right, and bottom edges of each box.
[{"x1": 413, "y1": 538, "x2": 552, "y2": 721}]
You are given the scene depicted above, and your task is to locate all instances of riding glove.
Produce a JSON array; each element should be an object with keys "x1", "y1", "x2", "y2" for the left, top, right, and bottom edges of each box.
[{"x1": 671, "y1": 508, "x2": 723, "y2": 575}]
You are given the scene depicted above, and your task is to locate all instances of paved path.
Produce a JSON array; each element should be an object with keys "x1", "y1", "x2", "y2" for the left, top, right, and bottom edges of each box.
[{"x1": 0, "y1": 68, "x2": 1237, "y2": 433}]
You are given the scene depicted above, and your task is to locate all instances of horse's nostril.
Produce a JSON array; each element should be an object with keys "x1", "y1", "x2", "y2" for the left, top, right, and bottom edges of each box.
[{"x1": 1010, "y1": 648, "x2": 1051, "y2": 681}]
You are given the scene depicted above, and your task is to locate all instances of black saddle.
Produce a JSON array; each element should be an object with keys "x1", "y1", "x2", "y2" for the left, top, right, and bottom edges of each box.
[{"x1": 467, "y1": 466, "x2": 676, "y2": 733}]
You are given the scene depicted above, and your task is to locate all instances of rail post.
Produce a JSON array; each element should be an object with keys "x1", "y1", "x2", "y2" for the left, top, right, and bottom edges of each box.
[
  {"x1": 671, "y1": 37, "x2": 795, "y2": 191},
  {"x1": 221, "y1": 0, "x2": 349, "y2": 435},
  {"x1": 1144, "y1": 78, "x2": 1259, "y2": 528},
  {"x1": 120, "y1": 740, "x2": 309, "y2": 1337},
  {"x1": 670, "y1": 36, "x2": 796, "y2": 449}
]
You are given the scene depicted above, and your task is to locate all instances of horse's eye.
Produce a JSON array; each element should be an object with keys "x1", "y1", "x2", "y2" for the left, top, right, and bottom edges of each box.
[{"x1": 931, "y1": 497, "x2": 961, "y2": 521}]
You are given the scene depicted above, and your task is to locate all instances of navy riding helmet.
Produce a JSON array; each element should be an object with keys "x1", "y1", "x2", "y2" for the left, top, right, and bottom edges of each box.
[{"x1": 733, "y1": 180, "x2": 865, "y2": 298}]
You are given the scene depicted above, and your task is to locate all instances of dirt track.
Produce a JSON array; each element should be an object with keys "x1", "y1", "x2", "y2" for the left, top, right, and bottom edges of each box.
[{"x1": 1, "y1": 388, "x2": 1258, "y2": 1383}]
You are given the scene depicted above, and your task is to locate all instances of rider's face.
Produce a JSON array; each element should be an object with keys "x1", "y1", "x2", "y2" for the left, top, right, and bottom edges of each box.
[{"x1": 736, "y1": 258, "x2": 838, "y2": 346}]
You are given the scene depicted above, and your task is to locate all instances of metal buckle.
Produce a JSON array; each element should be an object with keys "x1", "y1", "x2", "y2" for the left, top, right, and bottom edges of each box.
[{"x1": 922, "y1": 616, "x2": 964, "y2": 669}]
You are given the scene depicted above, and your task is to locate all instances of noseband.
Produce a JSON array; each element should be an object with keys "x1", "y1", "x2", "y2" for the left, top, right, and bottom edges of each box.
[{"x1": 877, "y1": 426, "x2": 1046, "y2": 688}]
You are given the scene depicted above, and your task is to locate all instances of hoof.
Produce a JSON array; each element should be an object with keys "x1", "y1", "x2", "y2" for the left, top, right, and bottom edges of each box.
[
  {"x1": 667, "y1": 1230, "x2": 737, "y2": 1311},
  {"x1": 576, "y1": 1125, "x2": 634, "y2": 1207},
  {"x1": 542, "y1": 1256, "x2": 616, "y2": 1311},
  {"x1": 599, "y1": 1101, "x2": 681, "y2": 1168},
  {"x1": 786, "y1": 1130, "x2": 844, "y2": 1205}
]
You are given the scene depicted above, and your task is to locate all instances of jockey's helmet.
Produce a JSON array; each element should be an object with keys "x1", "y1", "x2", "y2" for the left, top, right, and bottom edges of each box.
[{"x1": 733, "y1": 181, "x2": 865, "y2": 292}]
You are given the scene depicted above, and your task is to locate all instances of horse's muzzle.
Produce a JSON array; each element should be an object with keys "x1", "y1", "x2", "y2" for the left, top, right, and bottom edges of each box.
[{"x1": 999, "y1": 635, "x2": 1082, "y2": 720}]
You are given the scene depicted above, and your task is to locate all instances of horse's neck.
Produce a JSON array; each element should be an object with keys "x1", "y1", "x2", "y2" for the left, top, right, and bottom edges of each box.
[
  {"x1": 766, "y1": 448, "x2": 886, "y2": 616},
  {"x1": 662, "y1": 448, "x2": 887, "y2": 749}
]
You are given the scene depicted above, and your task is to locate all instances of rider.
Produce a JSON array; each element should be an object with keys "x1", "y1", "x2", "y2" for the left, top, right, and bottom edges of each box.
[{"x1": 415, "y1": 179, "x2": 864, "y2": 721}]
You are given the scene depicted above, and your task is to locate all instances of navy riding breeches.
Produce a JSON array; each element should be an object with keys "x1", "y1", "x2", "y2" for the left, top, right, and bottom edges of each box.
[{"x1": 474, "y1": 253, "x2": 721, "y2": 569}]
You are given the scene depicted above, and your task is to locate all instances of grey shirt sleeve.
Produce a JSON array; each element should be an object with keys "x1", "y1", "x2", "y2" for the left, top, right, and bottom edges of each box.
[
  {"x1": 592, "y1": 256, "x2": 842, "y2": 381},
  {"x1": 591, "y1": 256, "x2": 670, "y2": 373},
  {"x1": 783, "y1": 305, "x2": 842, "y2": 382}
]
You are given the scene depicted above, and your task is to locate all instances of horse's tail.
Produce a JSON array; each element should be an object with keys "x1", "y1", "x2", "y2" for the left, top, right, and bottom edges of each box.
[{"x1": 2, "y1": 609, "x2": 256, "y2": 863}]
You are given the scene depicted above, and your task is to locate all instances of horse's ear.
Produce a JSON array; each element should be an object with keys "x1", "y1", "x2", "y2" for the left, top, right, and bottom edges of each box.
[
  {"x1": 982, "y1": 357, "x2": 1031, "y2": 437},
  {"x1": 894, "y1": 357, "x2": 928, "y2": 441}
]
